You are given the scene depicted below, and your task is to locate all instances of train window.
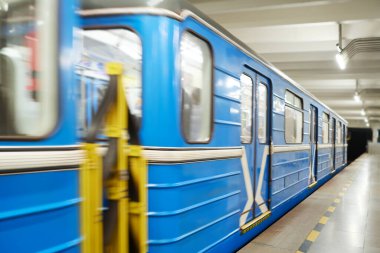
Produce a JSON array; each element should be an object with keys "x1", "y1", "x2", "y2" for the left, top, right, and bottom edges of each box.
[
  {"x1": 0, "y1": 0, "x2": 58, "y2": 137},
  {"x1": 322, "y1": 113, "x2": 329, "y2": 144},
  {"x1": 240, "y1": 74, "x2": 253, "y2": 143},
  {"x1": 343, "y1": 124, "x2": 346, "y2": 144},
  {"x1": 285, "y1": 91, "x2": 303, "y2": 143},
  {"x1": 330, "y1": 118, "x2": 335, "y2": 144},
  {"x1": 310, "y1": 107, "x2": 317, "y2": 144},
  {"x1": 258, "y1": 83, "x2": 267, "y2": 143},
  {"x1": 181, "y1": 31, "x2": 212, "y2": 143},
  {"x1": 343, "y1": 125, "x2": 346, "y2": 144},
  {"x1": 337, "y1": 122, "x2": 342, "y2": 143},
  {"x1": 76, "y1": 28, "x2": 142, "y2": 135}
]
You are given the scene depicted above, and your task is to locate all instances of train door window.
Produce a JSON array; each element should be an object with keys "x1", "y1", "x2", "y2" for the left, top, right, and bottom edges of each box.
[
  {"x1": 322, "y1": 113, "x2": 329, "y2": 144},
  {"x1": 337, "y1": 122, "x2": 342, "y2": 143},
  {"x1": 0, "y1": 0, "x2": 58, "y2": 137},
  {"x1": 310, "y1": 107, "x2": 317, "y2": 144},
  {"x1": 343, "y1": 124, "x2": 346, "y2": 144},
  {"x1": 181, "y1": 31, "x2": 212, "y2": 143},
  {"x1": 76, "y1": 28, "x2": 142, "y2": 135},
  {"x1": 343, "y1": 125, "x2": 346, "y2": 144},
  {"x1": 258, "y1": 83, "x2": 267, "y2": 143},
  {"x1": 330, "y1": 118, "x2": 335, "y2": 144},
  {"x1": 240, "y1": 74, "x2": 253, "y2": 143},
  {"x1": 284, "y1": 91, "x2": 303, "y2": 143}
]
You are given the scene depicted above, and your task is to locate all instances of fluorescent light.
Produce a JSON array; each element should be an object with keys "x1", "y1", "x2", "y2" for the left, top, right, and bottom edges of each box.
[
  {"x1": 361, "y1": 109, "x2": 365, "y2": 116},
  {"x1": 353, "y1": 91, "x2": 361, "y2": 102},
  {"x1": 336, "y1": 44, "x2": 342, "y2": 53},
  {"x1": 147, "y1": 0, "x2": 164, "y2": 6},
  {"x1": 366, "y1": 123, "x2": 370, "y2": 127},
  {"x1": 335, "y1": 53, "x2": 347, "y2": 70},
  {"x1": 364, "y1": 118, "x2": 368, "y2": 123}
]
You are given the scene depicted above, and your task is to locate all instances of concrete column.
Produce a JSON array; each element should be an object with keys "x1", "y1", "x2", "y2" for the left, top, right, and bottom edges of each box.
[
  {"x1": 373, "y1": 127, "x2": 379, "y2": 143},
  {"x1": 368, "y1": 126, "x2": 380, "y2": 154}
]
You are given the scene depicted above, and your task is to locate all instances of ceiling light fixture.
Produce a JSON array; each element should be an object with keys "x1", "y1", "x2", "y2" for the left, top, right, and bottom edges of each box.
[
  {"x1": 361, "y1": 109, "x2": 366, "y2": 116},
  {"x1": 353, "y1": 92, "x2": 361, "y2": 102},
  {"x1": 353, "y1": 80, "x2": 361, "y2": 102},
  {"x1": 335, "y1": 53, "x2": 347, "y2": 70},
  {"x1": 335, "y1": 23, "x2": 347, "y2": 70}
]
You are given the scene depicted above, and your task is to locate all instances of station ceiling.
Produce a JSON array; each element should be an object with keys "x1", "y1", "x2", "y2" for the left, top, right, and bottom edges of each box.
[{"x1": 189, "y1": 0, "x2": 380, "y2": 128}]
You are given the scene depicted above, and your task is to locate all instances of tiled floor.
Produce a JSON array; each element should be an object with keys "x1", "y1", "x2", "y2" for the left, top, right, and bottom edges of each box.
[{"x1": 238, "y1": 154, "x2": 380, "y2": 253}]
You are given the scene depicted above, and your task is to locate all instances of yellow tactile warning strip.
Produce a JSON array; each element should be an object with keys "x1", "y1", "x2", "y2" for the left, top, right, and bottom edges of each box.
[{"x1": 295, "y1": 179, "x2": 353, "y2": 253}]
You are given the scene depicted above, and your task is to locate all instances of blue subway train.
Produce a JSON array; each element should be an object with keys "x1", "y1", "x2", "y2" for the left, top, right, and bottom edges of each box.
[{"x1": 0, "y1": 0, "x2": 347, "y2": 252}]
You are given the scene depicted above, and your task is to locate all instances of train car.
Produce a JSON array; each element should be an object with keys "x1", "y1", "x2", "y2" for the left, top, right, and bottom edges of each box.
[
  {"x1": 0, "y1": 0, "x2": 82, "y2": 252},
  {"x1": 0, "y1": 0, "x2": 347, "y2": 252}
]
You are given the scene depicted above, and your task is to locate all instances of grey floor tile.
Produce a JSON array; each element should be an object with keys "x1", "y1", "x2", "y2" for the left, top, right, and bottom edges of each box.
[
  {"x1": 366, "y1": 221, "x2": 380, "y2": 236},
  {"x1": 322, "y1": 219, "x2": 366, "y2": 234},
  {"x1": 253, "y1": 228, "x2": 288, "y2": 247},
  {"x1": 315, "y1": 230, "x2": 365, "y2": 248},
  {"x1": 308, "y1": 244, "x2": 364, "y2": 253},
  {"x1": 363, "y1": 246, "x2": 380, "y2": 253},
  {"x1": 364, "y1": 234, "x2": 380, "y2": 249},
  {"x1": 238, "y1": 243, "x2": 293, "y2": 253}
]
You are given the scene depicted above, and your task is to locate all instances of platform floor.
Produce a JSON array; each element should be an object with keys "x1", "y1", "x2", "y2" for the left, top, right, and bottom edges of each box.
[{"x1": 238, "y1": 154, "x2": 380, "y2": 253}]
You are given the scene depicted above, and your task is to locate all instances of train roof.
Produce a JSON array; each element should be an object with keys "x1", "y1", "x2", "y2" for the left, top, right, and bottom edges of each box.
[{"x1": 80, "y1": 0, "x2": 347, "y2": 124}]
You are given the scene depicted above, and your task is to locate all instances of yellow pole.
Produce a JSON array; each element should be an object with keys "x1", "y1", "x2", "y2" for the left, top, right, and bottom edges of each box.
[{"x1": 104, "y1": 63, "x2": 128, "y2": 253}]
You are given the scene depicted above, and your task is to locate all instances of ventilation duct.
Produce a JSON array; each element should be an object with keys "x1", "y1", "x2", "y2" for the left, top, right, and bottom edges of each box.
[{"x1": 335, "y1": 24, "x2": 380, "y2": 69}]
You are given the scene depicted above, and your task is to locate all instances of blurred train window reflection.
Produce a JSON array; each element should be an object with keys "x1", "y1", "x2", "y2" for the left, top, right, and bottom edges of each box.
[
  {"x1": 76, "y1": 29, "x2": 142, "y2": 136},
  {"x1": 0, "y1": 0, "x2": 57, "y2": 137},
  {"x1": 240, "y1": 74, "x2": 252, "y2": 143},
  {"x1": 285, "y1": 90, "x2": 303, "y2": 144},
  {"x1": 181, "y1": 31, "x2": 212, "y2": 143},
  {"x1": 258, "y1": 83, "x2": 268, "y2": 143},
  {"x1": 337, "y1": 121, "x2": 342, "y2": 143},
  {"x1": 322, "y1": 113, "x2": 329, "y2": 144}
]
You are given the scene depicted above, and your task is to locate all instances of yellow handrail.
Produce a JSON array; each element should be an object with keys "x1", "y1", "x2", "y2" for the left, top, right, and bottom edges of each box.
[{"x1": 104, "y1": 63, "x2": 128, "y2": 253}]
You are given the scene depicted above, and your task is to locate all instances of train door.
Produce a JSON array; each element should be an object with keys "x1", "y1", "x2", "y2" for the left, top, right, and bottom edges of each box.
[
  {"x1": 239, "y1": 70, "x2": 257, "y2": 228},
  {"x1": 343, "y1": 125, "x2": 346, "y2": 164},
  {"x1": 309, "y1": 105, "x2": 318, "y2": 185},
  {"x1": 331, "y1": 118, "x2": 336, "y2": 172},
  {"x1": 254, "y1": 74, "x2": 271, "y2": 218}
]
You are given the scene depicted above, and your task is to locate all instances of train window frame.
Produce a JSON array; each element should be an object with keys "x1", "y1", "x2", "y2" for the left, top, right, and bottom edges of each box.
[
  {"x1": 76, "y1": 25, "x2": 143, "y2": 137},
  {"x1": 284, "y1": 90, "x2": 304, "y2": 144},
  {"x1": 180, "y1": 29, "x2": 214, "y2": 144},
  {"x1": 257, "y1": 82, "x2": 268, "y2": 144},
  {"x1": 240, "y1": 73, "x2": 253, "y2": 144},
  {"x1": 322, "y1": 112, "x2": 330, "y2": 144},
  {"x1": 0, "y1": 0, "x2": 58, "y2": 140}
]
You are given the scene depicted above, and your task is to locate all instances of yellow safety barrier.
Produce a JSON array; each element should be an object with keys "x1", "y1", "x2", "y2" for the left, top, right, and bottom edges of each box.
[
  {"x1": 80, "y1": 62, "x2": 147, "y2": 253},
  {"x1": 80, "y1": 143, "x2": 103, "y2": 253},
  {"x1": 128, "y1": 145, "x2": 148, "y2": 253}
]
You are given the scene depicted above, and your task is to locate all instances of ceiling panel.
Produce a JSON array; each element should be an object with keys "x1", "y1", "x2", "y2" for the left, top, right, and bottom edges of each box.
[{"x1": 189, "y1": 0, "x2": 380, "y2": 128}]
